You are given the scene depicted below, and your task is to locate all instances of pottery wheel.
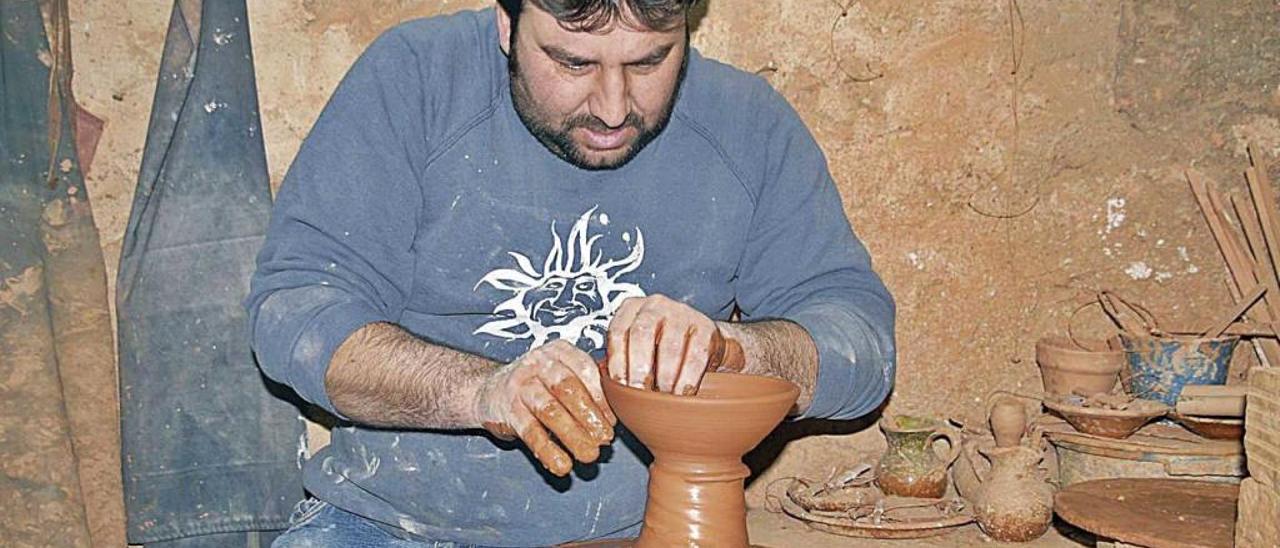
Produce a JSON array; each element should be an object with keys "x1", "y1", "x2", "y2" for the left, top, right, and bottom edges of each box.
[{"x1": 1054, "y1": 478, "x2": 1238, "y2": 548}]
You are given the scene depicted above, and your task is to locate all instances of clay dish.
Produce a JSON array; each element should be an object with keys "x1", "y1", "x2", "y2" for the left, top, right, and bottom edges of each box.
[
  {"x1": 778, "y1": 492, "x2": 973, "y2": 540},
  {"x1": 1035, "y1": 337, "x2": 1125, "y2": 396},
  {"x1": 1043, "y1": 396, "x2": 1169, "y2": 439},
  {"x1": 1169, "y1": 413, "x2": 1244, "y2": 440}
]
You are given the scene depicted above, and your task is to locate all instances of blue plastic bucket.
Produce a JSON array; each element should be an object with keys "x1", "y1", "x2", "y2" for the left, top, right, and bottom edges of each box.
[{"x1": 1119, "y1": 335, "x2": 1238, "y2": 406}]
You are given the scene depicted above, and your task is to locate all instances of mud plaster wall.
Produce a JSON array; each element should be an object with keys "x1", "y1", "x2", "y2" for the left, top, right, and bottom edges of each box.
[{"x1": 70, "y1": 1, "x2": 1280, "y2": 505}]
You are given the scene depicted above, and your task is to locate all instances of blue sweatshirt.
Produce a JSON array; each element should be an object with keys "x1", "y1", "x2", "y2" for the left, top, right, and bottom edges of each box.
[{"x1": 246, "y1": 8, "x2": 895, "y2": 546}]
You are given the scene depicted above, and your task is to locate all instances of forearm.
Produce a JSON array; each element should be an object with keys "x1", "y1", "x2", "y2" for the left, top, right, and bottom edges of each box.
[
  {"x1": 717, "y1": 320, "x2": 818, "y2": 413},
  {"x1": 325, "y1": 322, "x2": 495, "y2": 429}
]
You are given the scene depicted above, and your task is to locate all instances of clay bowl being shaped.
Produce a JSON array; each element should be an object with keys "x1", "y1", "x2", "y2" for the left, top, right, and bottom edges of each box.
[
  {"x1": 1042, "y1": 396, "x2": 1169, "y2": 439},
  {"x1": 1169, "y1": 413, "x2": 1245, "y2": 440},
  {"x1": 602, "y1": 372, "x2": 800, "y2": 548},
  {"x1": 1035, "y1": 337, "x2": 1125, "y2": 396},
  {"x1": 603, "y1": 372, "x2": 800, "y2": 459}
]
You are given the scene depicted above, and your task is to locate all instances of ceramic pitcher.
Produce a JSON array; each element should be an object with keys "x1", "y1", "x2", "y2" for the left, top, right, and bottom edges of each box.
[
  {"x1": 874, "y1": 415, "x2": 960, "y2": 498},
  {"x1": 970, "y1": 445, "x2": 1054, "y2": 542}
]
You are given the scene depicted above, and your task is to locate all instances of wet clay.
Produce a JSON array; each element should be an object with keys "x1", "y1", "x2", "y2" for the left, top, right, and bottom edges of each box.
[
  {"x1": 485, "y1": 376, "x2": 613, "y2": 477},
  {"x1": 603, "y1": 372, "x2": 799, "y2": 547},
  {"x1": 549, "y1": 377, "x2": 613, "y2": 443},
  {"x1": 970, "y1": 446, "x2": 1054, "y2": 542},
  {"x1": 874, "y1": 416, "x2": 960, "y2": 499}
]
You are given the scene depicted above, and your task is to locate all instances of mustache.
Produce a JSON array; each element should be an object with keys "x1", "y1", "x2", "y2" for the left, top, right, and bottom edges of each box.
[{"x1": 564, "y1": 112, "x2": 644, "y2": 133}]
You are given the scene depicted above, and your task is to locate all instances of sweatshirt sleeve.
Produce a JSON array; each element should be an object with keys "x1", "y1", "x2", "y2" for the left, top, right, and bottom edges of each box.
[
  {"x1": 733, "y1": 94, "x2": 897, "y2": 421},
  {"x1": 245, "y1": 31, "x2": 427, "y2": 418}
]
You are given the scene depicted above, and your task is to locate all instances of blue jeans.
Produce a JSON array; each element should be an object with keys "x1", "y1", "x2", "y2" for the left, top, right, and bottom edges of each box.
[{"x1": 273, "y1": 499, "x2": 482, "y2": 548}]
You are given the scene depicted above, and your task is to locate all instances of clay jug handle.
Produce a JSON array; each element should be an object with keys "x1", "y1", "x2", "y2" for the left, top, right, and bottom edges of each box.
[
  {"x1": 930, "y1": 429, "x2": 962, "y2": 469},
  {"x1": 970, "y1": 445, "x2": 994, "y2": 484}
]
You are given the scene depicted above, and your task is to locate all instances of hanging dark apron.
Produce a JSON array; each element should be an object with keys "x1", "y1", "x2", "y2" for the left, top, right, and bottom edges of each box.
[
  {"x1": 1, "y1": 1, "x2": 123, "y2": 546},
  {"x1": 116, "y1": 0, "x2": 304, "y2": 544}
]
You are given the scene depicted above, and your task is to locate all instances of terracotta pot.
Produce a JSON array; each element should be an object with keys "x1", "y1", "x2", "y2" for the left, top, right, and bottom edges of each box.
[
  {"x1": 875, "y1": 415, "x2": 960, "y2": 499},
  {"x1": 1035, "y1": 336, "x2": 1124, "y2": 396},
  {"x1": 970, "y1": 446, "x2": 1055, "y2": 542},
  {"x1": 602, "y1": 372, "x2": 799, "y2": 548}
]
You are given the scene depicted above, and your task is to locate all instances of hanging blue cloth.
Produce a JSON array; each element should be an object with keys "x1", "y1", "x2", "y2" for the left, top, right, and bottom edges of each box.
[{"x1": 116, "y1": 0, "x2": 304, "y2": 544}]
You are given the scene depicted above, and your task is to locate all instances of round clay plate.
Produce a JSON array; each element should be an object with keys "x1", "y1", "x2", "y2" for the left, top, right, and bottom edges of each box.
[{"x1": 778, "y1": 494, "x2": 973, "y2": 539}]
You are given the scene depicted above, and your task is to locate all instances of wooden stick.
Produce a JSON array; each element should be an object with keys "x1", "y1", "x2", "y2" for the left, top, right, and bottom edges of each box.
[
  {"x1": 1246, "y1": 146, "x2": 1280, "y2": 287},
  {"x1": 1245, "y1": 170, "x2": 1280, "y2": 290},
  {"x1": 1175, "y1": 385, "x2": 1248, "y2": 417},
  {"x1": 1227, "y1": 193, "x2": 1280, "y2": 353},
  {"x1": 1212, "y1": 187, "x2": 1280, "y2": 329},
  {"x1": 1183, "y1": 323, "x2": 1276, "y2": 337},
  {"x1": 1188, "y1": 170, "x2": 1280, "y2": 367},
  {"x1": 1189, "y1": 170, "x2": 1255, "y2": 299},
  {"x1": 1205, "y1": 283, "x2": 1265, "y2": 338},
  {"x1": 1207, "y1": 185, "x2": 1280, "y2": 367},
  {"x1": 1232, "y1": 194, "x2": 1266, "y2": 269}
]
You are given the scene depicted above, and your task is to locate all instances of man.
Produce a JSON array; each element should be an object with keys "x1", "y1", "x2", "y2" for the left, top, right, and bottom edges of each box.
[{"x1": 247, "y1": 0, "x2": 895, "y2": 545}]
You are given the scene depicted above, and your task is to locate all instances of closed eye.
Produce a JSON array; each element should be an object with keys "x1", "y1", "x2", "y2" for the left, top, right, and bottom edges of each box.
[
  {"x1": 542, "y1": 45, "x2": 595, "y2": 73},
  {"x1": 626, "y1": 45, "x2": 674, "y2": 70},
  {"x1": 561, "y1": 60, "x2": 591, "y2": 73}
]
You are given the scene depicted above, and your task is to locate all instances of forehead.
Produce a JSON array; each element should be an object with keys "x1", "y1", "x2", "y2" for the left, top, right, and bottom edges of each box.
[{"x1": 518, "y1": 3, "x2": 685, "y2": 57}]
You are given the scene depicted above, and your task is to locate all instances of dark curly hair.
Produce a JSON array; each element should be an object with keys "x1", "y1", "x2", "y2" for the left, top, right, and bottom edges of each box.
[{"x1": 497, "y1": 0, "x2": 700, "y2": 32}]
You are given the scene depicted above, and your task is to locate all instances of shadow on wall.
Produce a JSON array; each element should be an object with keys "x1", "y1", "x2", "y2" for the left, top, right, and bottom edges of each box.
[{"x1": 744, "y1": 405, "x2": 885, "y2": 487}]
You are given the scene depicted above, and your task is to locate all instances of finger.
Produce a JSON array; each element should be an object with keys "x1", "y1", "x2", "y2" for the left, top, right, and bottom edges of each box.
[
  {"x1": 522, "y1": 381, "x2": 600, "y2": 464},
  {"x1": 676, "y1": 325, "x2": 715, "y2": 396},
  {"x1": 513, "y1": 403, "x2": 572, "y2": 477},
  {"x1": 654, "y1": 320, "x2": 690, "y2": 393},
  {"x1": 554, "y1": 344, "x2": 617, "y2": 428},
  {"x1": 544, "y1": 361, "x2": 614, "y2": 444},
  {"x1": 627, "y1": 309, "x2": 663, "y2": 389},
  {"x1": 606, "y1": 298, "x2": 641, "y2": 385},
  {"x1": 550, "y1": 378, "x2": 613, "y2": 445}
]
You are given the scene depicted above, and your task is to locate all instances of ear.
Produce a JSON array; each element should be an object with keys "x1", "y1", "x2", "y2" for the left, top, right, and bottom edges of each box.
[{"x1": 495, "y1": 2, "x2": 513, "y2": 56}]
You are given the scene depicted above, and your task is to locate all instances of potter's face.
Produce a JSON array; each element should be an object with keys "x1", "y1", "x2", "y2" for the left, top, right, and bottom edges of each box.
[{"x1": 497, "y1": 3, "x2": 687, "y2": 170}]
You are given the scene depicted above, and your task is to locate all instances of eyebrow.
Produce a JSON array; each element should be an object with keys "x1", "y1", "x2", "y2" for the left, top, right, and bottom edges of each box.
[
  {"x1": 541, "y1": 43, "x2": 676, "y2": 66},
  {"x1": 542, "y1": 44, "x2": 593, "y2": 65}
]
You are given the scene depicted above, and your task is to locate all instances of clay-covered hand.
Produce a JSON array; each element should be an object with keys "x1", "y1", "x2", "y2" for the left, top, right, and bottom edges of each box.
[
  {"x1": 475, "y1": 340, "x2": 616, "y2": 476},
  {"x1": 606, "y1": 294, "x2": 738, "y2": 395}
]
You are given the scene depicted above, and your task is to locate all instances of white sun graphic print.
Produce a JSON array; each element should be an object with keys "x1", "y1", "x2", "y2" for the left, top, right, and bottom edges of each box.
[{"x1": 473, "y1": 207, "x2": 646, "y2": 352}]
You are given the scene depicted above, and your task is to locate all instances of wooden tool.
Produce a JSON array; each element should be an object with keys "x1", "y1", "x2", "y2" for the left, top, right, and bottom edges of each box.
[{"x1": 1175, "y1": 385, "x2": 1248, "y2": 418}]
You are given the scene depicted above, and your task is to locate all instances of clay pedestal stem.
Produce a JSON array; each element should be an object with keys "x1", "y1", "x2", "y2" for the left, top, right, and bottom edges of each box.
[{"x1": 638, "y1": 456, "x2": 750, "y2": 547}]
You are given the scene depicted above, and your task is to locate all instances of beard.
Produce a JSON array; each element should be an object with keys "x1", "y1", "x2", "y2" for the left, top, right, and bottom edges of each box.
[{"x1": 507, "y1": 37, "x2": 687, "y2": 171}]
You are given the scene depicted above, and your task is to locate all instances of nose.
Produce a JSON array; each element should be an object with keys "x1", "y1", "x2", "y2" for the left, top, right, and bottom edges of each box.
[
  {"x1": 588, "y1": 68, "x2": 629, "y2": 129},
  {"x1": 552, "y1": 283, "x2": 575, "y2": 308}
]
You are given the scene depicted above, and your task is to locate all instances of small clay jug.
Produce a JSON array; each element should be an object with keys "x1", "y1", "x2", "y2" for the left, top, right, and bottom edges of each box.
[
  {"x1": 874, "y1": 415, "x2": 960, "y2": 498},
  {"x1": 970, "y1": 445, "x2": 1054, "y2": 542},
  {"x1": 989, "y1": 398, "x2": 1026, "y2": 448}
]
